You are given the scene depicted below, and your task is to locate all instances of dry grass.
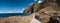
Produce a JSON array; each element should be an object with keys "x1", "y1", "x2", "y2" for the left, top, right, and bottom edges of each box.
[{"x1": 0, "y1": 15, "x2": 33, "y2": 23}]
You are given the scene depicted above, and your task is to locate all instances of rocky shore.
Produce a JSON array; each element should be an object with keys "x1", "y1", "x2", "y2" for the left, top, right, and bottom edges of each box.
[{"x1": 0, "y1": 15, "x2": 33, "y2": 23}]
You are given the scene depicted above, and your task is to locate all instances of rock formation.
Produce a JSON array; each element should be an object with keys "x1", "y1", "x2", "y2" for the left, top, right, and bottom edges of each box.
[
  {"x1": 36, "y1": 0, "x2": 60, "y2": 23},
  {"x1": 23, "y1": 4, "x2": 35, "y2": 14},
  {"x1": 24, "y1": 0, "x2": 60, "y2": 23},
  {"x1": 23, "y1": 3, "x2": 40, "y2": 14}
]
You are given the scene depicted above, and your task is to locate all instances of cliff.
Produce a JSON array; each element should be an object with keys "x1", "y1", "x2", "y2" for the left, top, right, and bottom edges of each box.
[
  {"x1": 23, "y1": 3, "x2": 40, "y2": 14},
  {"x1": 23, "y1": 0, "x2": 60, "y2": 14},
  {"x1": 24, "y1": 0, "x2": 60, "y2": 23}
]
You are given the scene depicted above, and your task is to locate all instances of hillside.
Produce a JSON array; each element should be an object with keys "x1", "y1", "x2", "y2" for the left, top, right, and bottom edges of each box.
[
  {"x1": 23, "y1": 0, "x2": 60, "y2": 13},
  {"x1": 23, "y1": 3, "x2": 40, "y2": 14},
  {"x1": 23, "y1": 0, "x2": 60, "y2": 23}
]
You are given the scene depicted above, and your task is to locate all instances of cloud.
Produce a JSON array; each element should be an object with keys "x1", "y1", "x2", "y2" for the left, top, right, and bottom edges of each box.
[
  {"x1": 0, "y1": 12, "x2": 4, "y2": 13},
  {"x1": 22, "y1": 8, "x2": 25, "y2": 11},
  {"x1": 0, "y1": 8, "x2": 25, "y2": 13},
  {"x1": 21, "y1": 8, "x2": 25, "y2": 13},
  {"x1": 38, "y1": 0, "x2": 42, "y2": 3},
  {"x1": 17, "y1": 8, "x2": 25, "y2": 13},
  {"x1": 17, "y1": 11, "x2": 23, "y2": 13},
  {"x1": 29, "y1": 2, "x2": 34, "y2": 6},
  {"x1": 0, "y1": 11, "x2": 15, "y2": 13}
]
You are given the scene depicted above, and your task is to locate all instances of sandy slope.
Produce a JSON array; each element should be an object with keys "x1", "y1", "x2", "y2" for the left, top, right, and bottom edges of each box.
[
  {"x1": 31, "y1": 17, "x2": 41, "y2": 23},
  {"x1": 31, "y1": 13, "x2": 41, "y2": 23}
]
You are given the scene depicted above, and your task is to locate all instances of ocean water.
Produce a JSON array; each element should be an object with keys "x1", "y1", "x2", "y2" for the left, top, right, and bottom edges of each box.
[{"x1": 0, "y1": 13, "x2": 30, "y2": 18}]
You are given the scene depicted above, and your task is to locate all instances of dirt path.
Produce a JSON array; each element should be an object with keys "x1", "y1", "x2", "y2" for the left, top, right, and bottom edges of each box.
[{"x1": 31, "y1": 13, "x2": 41, "y2": 23}]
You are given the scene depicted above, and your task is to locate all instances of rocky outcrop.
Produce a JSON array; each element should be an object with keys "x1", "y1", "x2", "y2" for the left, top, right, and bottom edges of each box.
[
  {"x1": 23, "y1": 4, "x2": 40, "y2": 14},
  {"x1": 23, "y1": 4, "x2": 35, "y2": 14},
  {"x1": 35, "y1": 0, "x2": 60, "y2": 23},
  {"x1": 24, "y1": 0, "x2": 60, "y2": 23},
  {"x1": 24, "y1": 0, "x2": 60, "y2": 13}
]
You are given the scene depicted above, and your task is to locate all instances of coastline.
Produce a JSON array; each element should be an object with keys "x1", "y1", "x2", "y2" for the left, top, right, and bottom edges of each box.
[{"x1": 0, "y1": 14, "x2": 33, "y2": 23}]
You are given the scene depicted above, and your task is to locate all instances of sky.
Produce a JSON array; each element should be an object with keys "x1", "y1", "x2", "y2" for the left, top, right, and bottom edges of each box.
[{"x1": 0, "y1": 0, "x2": 43, "y2": 13}]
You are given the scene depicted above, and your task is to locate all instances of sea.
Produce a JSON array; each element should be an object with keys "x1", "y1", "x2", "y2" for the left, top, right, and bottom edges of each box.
[{"x1": 0, "y1": 13, "x2": 30, "y2": 18}]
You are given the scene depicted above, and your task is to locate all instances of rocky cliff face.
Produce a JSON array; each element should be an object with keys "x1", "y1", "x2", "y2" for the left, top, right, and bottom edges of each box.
[
  {"x1": 23, "y1": 3, "x2": 40, "y2": 14},
  {"x1": 24, "y1": 0, "x2": 60, "y2": 23},
  {"x1": 23, "y1": 0, "x2": 60, "y2": 14},
  {"x1": 36, "y1": 0, "x2": 60, "y2": 23}
]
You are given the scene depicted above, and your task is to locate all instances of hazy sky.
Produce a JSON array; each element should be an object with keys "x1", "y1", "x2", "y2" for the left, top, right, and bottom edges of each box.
[{"x1": 0, "y1": 0, "x2": 42, "y2": 13}]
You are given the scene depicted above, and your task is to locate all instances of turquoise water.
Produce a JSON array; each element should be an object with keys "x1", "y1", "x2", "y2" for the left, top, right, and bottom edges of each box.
[{"x1": 0, "y1": 13, "x2": 30, "y2": 18}]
